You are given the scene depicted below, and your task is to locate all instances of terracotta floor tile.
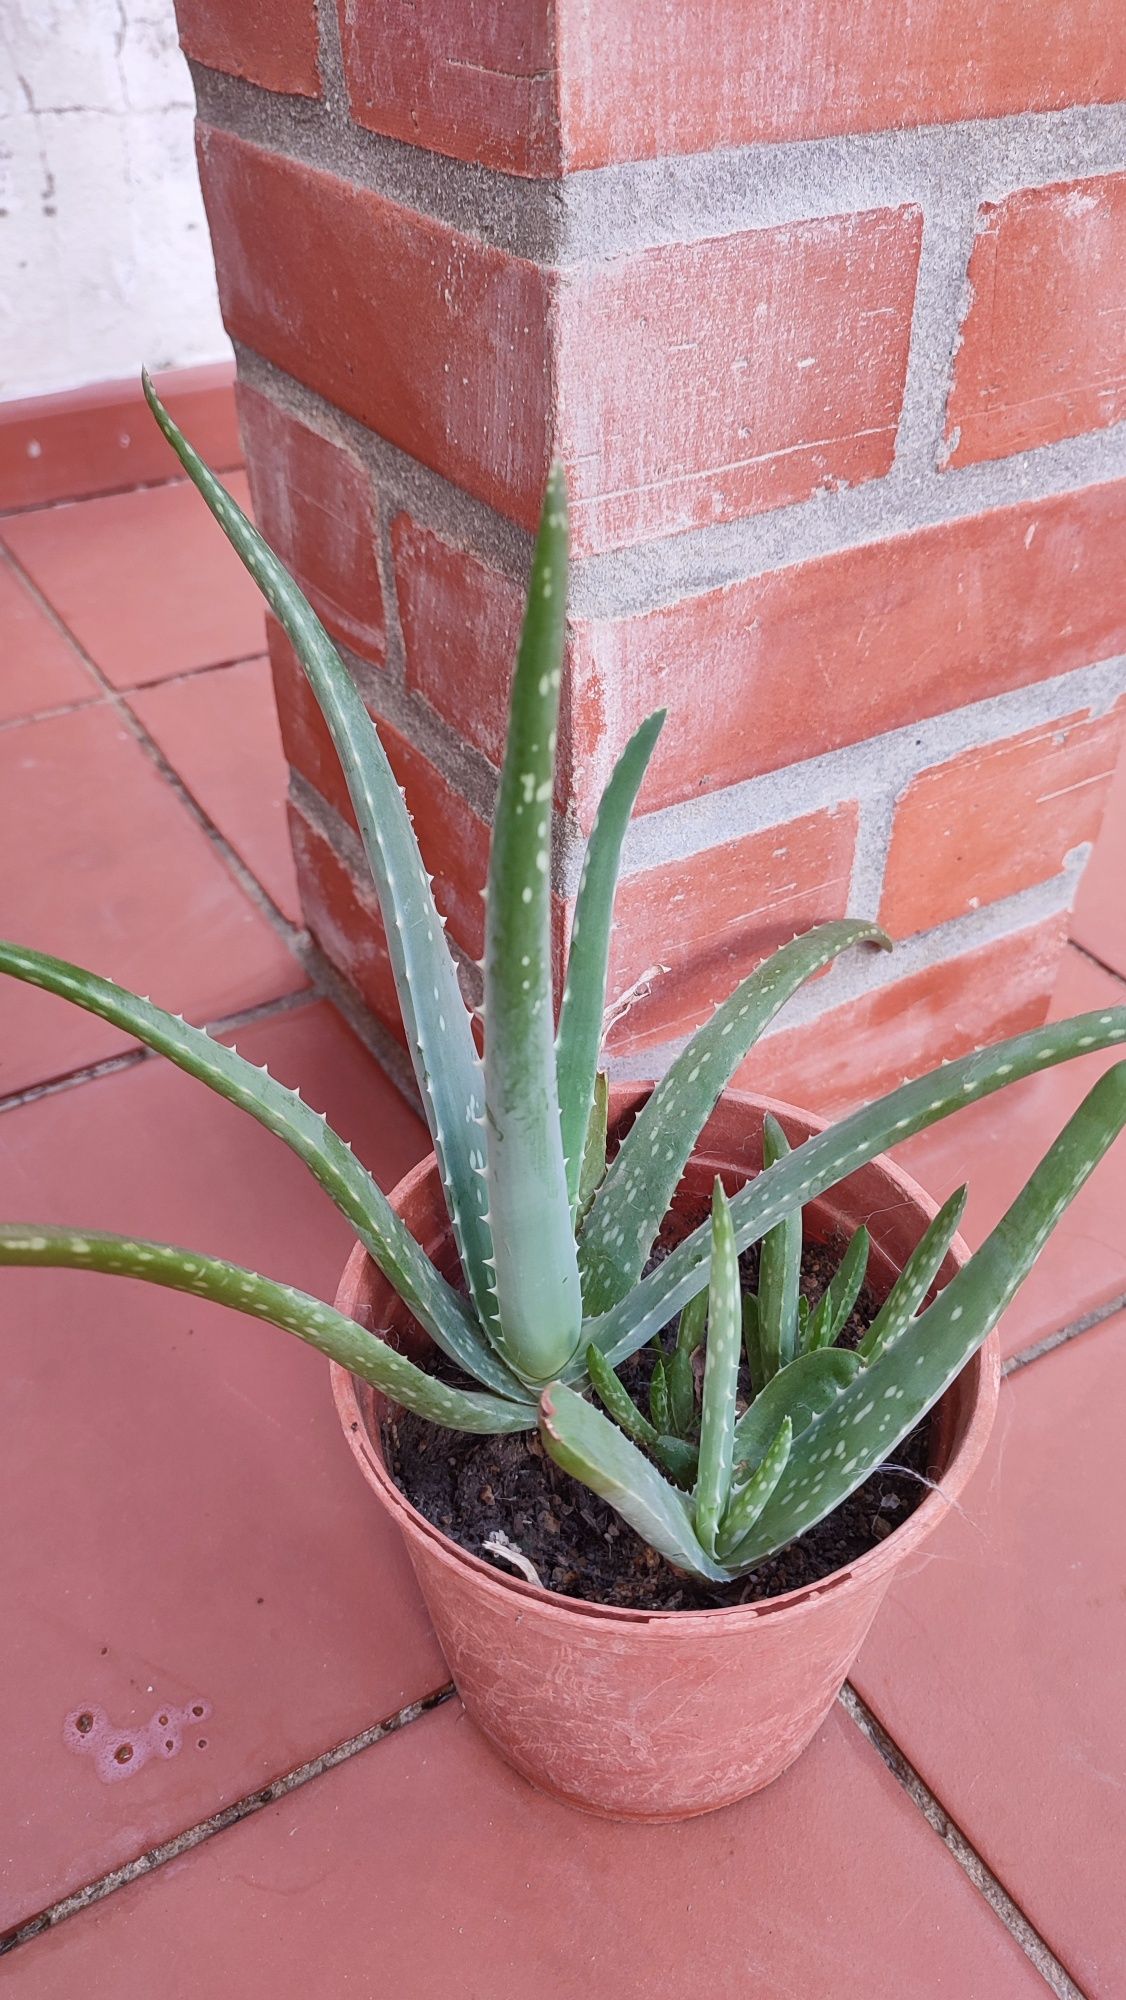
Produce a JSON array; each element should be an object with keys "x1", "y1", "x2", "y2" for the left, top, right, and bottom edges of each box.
[
  {"x1": 1072, "y1": 741, "x2": 1126, "y2": 979},
  {"x1": 3, "y1": 1699, "x2": 1044, "y2": 1998},
  {"x1": 0, "y1": 477, "x2": 265, "y2": 689},
  {"x1": 129, "y1": 660, "x2": 301, "y2": 926},
  {"x1": 0, "y1": 1001, "x2": 441, "y2": 1930},
  {"x1": 0, "y1": 705, "x2": 304, "y2": 1095},
  {"x1": 853, "y1": 1316, "x2": 1126, "y2": 1996},
  {"x1": 896, "y1": 945, "x2": 1126, "y2": 1358},
  {"x1": 0, "y1": 557, "x2": 99, "y2": 726}
]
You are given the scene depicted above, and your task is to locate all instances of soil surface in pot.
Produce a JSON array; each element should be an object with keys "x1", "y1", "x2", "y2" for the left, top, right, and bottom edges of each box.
[{"x1": 384, "y1": 1241, "x2": 932, "y2": 1612}]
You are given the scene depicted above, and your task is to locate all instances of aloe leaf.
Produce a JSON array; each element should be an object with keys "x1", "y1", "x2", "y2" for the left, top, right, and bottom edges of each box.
[
  {"x1": 723, "y1": 1064, "x2": 1126, "y2": 1570},
  {"x1": 0, "y1": 941, "x2": 522, "y2": 1399},
  {"x1": 482, "y1": 466, "x2": 581, "y2": 1384},
  {"x1": 649, "y1": 1353, "x2": 672, "y2": 1432},
  {"x1": 757, "y1": 1116, "x2": 802, "y2": 1379},
  {"x1": 141, "y1": 376, "x2": 500, "y2": 1355},
  {"x1": 0, "y1": 1226, "x2": 534, "y2": 1433},
  {"x1": 857, "y1": 1187, "x2": 967, "y2": 1364},
  {"x1": 732, "y1": 1347, "x2": 863, "y2": 1469},
  {"x1": 579, "y1": 921, "x2": 889, "y2": 1314},
  {"x1": 677, "y1": 1285, "x2": 708, "y2": 1355},
  {"x1": 667, "y1": 1344, "x2": 696, "y2": 1435},
  {"x1": 556, "y1": 712, "x2": 664, "y2": 1212},
  {"x1": 742, "y1": 1292, "x2": 764, "y2": 1392},
  {"x1": 804, "y1": 1226, "x2": 869, "y2": 1352},
  {"x1": 693, "y1": 1181, "x2": 742, "y2": 1558},
  {"x1": 716, "y1": 1418, "x2": 792, "y2": 1561},
  {"x1": 576, "y1": 1070, "x2": 610, "y2": 1225},
  {"x1": 589, "y1": 1003, "x2": 1126, "y2": 1370},
  {"x1": 538, "y1": 1381, "x2": 727, "y2": 1580},
  {"x1": 586, "y1": 1341, "x2": 658, "y2": 1448},
  {"x1": 652, "y1": 1434, "x2": 700, "y2": 1488}
]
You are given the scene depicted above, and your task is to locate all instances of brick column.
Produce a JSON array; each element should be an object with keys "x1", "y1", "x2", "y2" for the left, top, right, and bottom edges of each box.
[{"x1": 179, "y1": 2, "x2": 1126, "y2": 1111}]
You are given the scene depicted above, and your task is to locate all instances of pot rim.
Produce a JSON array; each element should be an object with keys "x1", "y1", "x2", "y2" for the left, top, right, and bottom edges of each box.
[{"x1": 331, "y1": 1087, "x2": 1000, "y2": 1633}]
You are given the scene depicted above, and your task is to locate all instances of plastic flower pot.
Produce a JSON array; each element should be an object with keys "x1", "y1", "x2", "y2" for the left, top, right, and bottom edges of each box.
[{"x1": 332, "y1": 1087, "x2": 999, "y2": 1822}]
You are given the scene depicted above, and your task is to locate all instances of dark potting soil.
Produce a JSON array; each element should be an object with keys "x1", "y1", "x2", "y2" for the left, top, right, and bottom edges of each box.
[{"x1": 384, "y1": 1237, "x2": 934, "y2": 1613}]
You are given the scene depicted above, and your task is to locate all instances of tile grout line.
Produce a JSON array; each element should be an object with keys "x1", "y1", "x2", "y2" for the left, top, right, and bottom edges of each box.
[
  {"x1": 0, "y1": 1685, "x2": 456, "y2": 1958},
  {"x1": 1003, "y1": 1290, "x2": 1126, "y2": 1377},
  {"x1": 1067, "y1": 937, "x2": 1126, "y2": 989},
  {"x1": 0, "y1": 545, "x2": 302, "y2": 954},
  {"x1": 0, "y1": 648, "x2": 271, "y2": 738},
  {"x1": 837, "y1": 1686, "x2": 1087, "y2": 1999},
  {"x1": 0, "y1": 987, "x2": 314, "y2": 1116},
  {"x1": 0, "y1": 465, "x2": 244, "y2": 526}
]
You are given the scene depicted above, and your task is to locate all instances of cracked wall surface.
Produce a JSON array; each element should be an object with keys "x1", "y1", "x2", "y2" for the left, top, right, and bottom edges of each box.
[{"x1": 0, "y1": 0, "x2": 229, "y2": 395}]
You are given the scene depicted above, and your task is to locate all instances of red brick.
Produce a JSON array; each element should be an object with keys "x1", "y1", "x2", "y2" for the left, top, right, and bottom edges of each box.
[
  {"x1": 391, "y1": 513, "x2": 593, "y2": 816},
  {"x1": 270, "y1": 624, "x2": 490, "y2": 959},
  {"x1": 178, "y1": 0, "x2": 321, "y2": 96},
  {"x1": 579, "y1": 483, "x2": 1126, "y2": 816},
  {"x1": 238, "y1": 385, "x2": 386, "y2": 666},
  {"x1": 555, "y1": 0, "x2": 1126, "y2": 166},
  {"x1": 736, "y1": 914, "x2": 1065, "y2": 1117},
  {"x1": 601, "y1": 804, "x2": 858, "y2": 1054},
  {"x1": 559, "y1": 209, "x2": 922, "y2": 553},
  {"x1": 287, "y1": 798, "x2": 405, "y2": 1047},
  {"x1": 392, "y1": 514, "x2": 522, "y2": 768},
  {"x1": 338, "y1": 0, "x2": 559, "y2": 176},
  {"x1": 880, "y1": 705, "x2": 1125, "y2": 938},
  {"x1": 198, "y1": 129, "x2": 553, "y2": 530},
  {"x1": 945, "y1": 174, "x2": 1126, "y2": 468}
]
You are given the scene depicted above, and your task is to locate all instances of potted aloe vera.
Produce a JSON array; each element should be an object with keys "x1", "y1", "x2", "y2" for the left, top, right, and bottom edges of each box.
[{"x1": 4, "y1": 378, "x2": 1126, "y2": 1821}]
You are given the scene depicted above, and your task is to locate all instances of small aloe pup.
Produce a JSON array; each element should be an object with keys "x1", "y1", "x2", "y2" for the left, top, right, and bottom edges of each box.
[{"x1": 2, "y1": 375, "x2": 1126, "y2": 1588}]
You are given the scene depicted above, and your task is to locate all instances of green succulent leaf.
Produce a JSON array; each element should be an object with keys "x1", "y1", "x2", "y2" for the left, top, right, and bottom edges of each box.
[
  {"x1": 732, "y1": 1346, "x2": 863, "y2": 1470},
  {"x1": 723, "y1": 1063, "x2": 1126, "y2": 1570},
  {"x1": 576, "y1": 1070, "x2": 610, "y2": 1225},
  {"x1": 804, "y1": 1226, "x2": 869, "y2": 1351},
  {"x1": 757, "y1": 1115, "x2": 802, "y2": 1379},
  {"x1": 482, "y1": 466, "x2": 582, "y2": 1384},
  {"x1": 693, "y1": 1180, "x2": 742, "y2": 1558},
  {"x1": 589, "y1": 1004, "x2": 1126, "y2": 1370},
  {"x1": 742, "y1": 1292, "x2": 765, "y2": 1392},
  {"x1": 0, "y1": 1226, "x2": 534, "y2": 1434},
  {"x1": 648, "y1": 1353, "x2": 672, "y2": 1433},
  {"x1": 556, "y1": 713, "x2": 664, "y2": 1213},
  {"x1": 585, "y1": 1341, "x2": 658, "y2": 1448},
  {"x1": 141, "y1": 375, "x2": 499, "y2": 1352},
  {"x1": 538, "y1": 1381, "x2": 727, "y2": 1581},
  {"x1": 667, "y1": 1343, "x2": 696, "y2": 1435},
  {"x1": 651, "y1": 1434, "x2": 700, "y2": 1488},
  {"x1": 716, "y1": 1417, "x2": 792, "y2": 1562},
  {"x1": 579, "y1": 921, "x2": 889, "y2": 1314},
  {"x1": 858, "y1": 1187, "x2": 968, "y2": 1364},
  {"x1": 676, "y1": 1285, "x2": 709, "y2": 1356},
  {"x1": 0, "y1": 942, "x2": 521, "y2": 1399}
]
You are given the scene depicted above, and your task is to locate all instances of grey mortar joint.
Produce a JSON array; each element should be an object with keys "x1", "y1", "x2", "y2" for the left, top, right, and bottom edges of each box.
[
  {"x1": 311, "y1": 0, "x2": 347, "y2": 120},
  {"x1": 554, "y1": 103, "x2": 1126, "y2": 260},
  {"x1": 569, "y1": 421, "x2": 1126, "y2": 622},
  {"x1": 296, "y1": 641, "x2": 1126, "y2": 905},
  {"x1": 190, "y1": 67, "x2": 1124, "y2": 267},
  {"x1": 236, "y1": 343, "x2": 1126, "y2": 636},
  {"x1": 607, "y1": 868, "x2": 1081, "y2": 1086},
  {"x1": 612, "y1": 653, "x2": 1126, "y2": 882},
  {"x1": 233, "y1": 347, "x2": 536, "y2": 588},
  {"x1": 189, "y1": 64, "x2": 568, "y2": 262}
]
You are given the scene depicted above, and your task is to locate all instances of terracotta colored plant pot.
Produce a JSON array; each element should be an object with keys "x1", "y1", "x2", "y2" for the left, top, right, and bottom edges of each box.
[{"x1": 332, "y1": 1088, "x2": 999, "y2": 1822}]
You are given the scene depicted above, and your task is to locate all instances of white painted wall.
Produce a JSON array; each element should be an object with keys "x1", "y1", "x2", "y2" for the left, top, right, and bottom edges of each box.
[{"x1": 1, "y1": 0, "x2": 230, "y2": 399}]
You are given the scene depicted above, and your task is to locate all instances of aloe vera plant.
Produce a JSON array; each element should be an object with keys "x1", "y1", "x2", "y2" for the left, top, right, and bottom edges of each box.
[{"x1": 4, "y1": 376, "x2": 1126, "y2": 1588}]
